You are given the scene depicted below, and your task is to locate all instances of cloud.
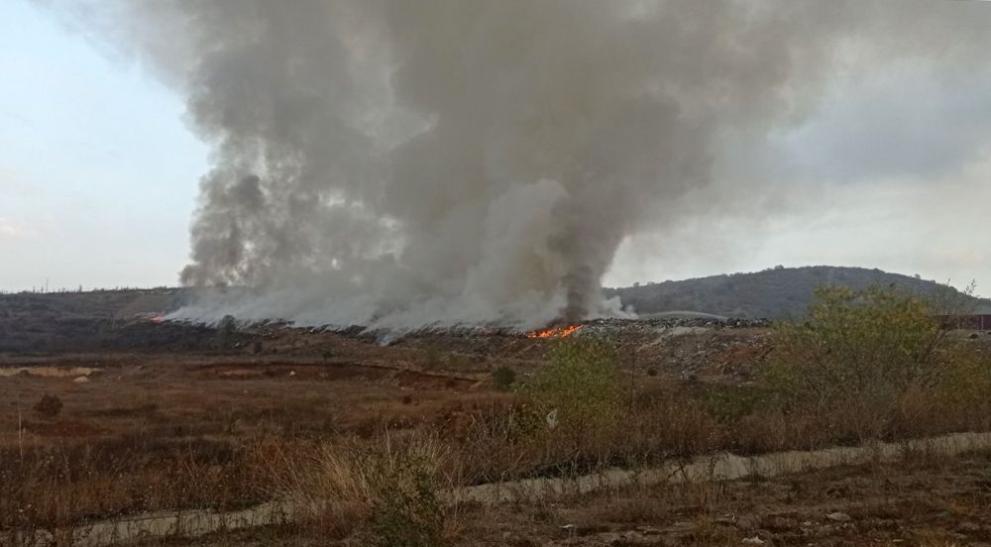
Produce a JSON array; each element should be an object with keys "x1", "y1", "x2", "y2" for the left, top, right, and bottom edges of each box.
[
  {"x1": 607, "y1": 150, "x2": 991, "y2": 296},
  {"x1": 774, "y1": 63, "x2": 991, "y2": 182},
  {"x1": 0, "y1": 217, "x2": 36, "y2": 240}
]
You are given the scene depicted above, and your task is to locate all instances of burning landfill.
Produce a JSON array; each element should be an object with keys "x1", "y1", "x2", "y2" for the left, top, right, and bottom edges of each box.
[
  {"x1": 352, "y1": 315, "x2": 776, "y2": 381},
  {"x1": 43, "y1": 0, "x2": 991, "y2": 332}
]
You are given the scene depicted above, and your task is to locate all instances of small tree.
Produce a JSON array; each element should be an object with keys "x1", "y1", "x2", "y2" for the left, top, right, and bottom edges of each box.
[
  {"x1": 765, "y1": 286, "x2": 943, "y2": 403},
  {"x1": 491, "y1": 366, "x2": 516, "y2": 391},
  {"x1": 216, "y1": 315, "x2": 237, "y2": 350},
  {"x1": 520, "y1": 337, "x2": 621, "y2": 450},
  {"x1": 761, "y1": 285, "x2": 964, "y2": 439}
]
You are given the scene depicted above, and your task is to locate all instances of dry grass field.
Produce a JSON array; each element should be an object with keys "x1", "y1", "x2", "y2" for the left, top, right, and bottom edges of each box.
[{"x1": 2, "y1": 288, "x2": 991, "y2": 545}]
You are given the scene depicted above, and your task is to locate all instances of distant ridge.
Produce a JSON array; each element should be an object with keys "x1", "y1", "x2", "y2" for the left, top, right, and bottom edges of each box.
[
  {"x1": 3, "y1": 267, "x2": 988, "y2": 325},
  {"x1": 606, "y1": 266, "x2": 991, "y2": 320}
]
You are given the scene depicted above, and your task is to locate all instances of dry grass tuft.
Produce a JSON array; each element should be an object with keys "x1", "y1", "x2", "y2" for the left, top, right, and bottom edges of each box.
[{"x1": 258, "y1": 433, "x2": 458, "y2": 545}]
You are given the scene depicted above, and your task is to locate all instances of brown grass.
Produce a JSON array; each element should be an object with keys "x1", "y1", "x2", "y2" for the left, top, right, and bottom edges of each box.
[
  {"x1": 3, "y1": 291, "x2": 990, "y2": 544},
  {"x1": 0, "y1": 436, "x2": 266, "y2": 535},
  {"x1": 256, "y1": 433, "x2": 459, "y2": 545},
  {"x1": 4, "y1": 357, "x2": 989, "y2": 542}
]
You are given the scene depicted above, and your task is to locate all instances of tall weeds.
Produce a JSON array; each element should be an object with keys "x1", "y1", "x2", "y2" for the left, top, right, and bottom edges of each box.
[{"x1": 259, "y1": 433, "x2": 456, "y2": 545}]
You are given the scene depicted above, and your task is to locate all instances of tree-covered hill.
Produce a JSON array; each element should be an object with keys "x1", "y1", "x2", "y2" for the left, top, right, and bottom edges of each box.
[{"x1": 606, "y1": 266, "x2": 991, "y2": 320}]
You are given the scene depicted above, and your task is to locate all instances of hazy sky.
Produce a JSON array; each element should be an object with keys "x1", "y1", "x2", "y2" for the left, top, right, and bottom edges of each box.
[
  {"x1": 1, "y1": 0, "x2": 988, "y2": 296},
  {"x1": 0, "y1": 0, "x2": 207, "y2": 291}
]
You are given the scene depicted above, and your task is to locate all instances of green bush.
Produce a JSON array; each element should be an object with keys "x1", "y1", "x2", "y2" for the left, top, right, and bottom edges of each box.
[
  {"x1": 520, "y1": 337, "x2": 621, "y2": 444},
  {"x1": 33, "y1": 394, "x2": 63, "y2": 418},
  {"x1": 368, "y1": 437, "x2": 449, "y2": 547},
  {"x1": 701, "y1": 384, "x2": 766, "y2": 423},
  {"x1": 933, "y1": 342, "x2": 991, "y2": 420},
  {"x1": 759, "y1": 285, "x2": 991, "y2": 439},
  {"x1": 764, "y1": 286, "x2": 943, "y2": 409},
  {"x1": 491, "y1": 366, "x2": 517, "y2": 391}
]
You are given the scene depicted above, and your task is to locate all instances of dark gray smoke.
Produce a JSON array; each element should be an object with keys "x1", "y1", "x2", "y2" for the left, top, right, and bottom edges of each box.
[{"x1": 41, "y1": 0, "x2": 991, "y2": 328}]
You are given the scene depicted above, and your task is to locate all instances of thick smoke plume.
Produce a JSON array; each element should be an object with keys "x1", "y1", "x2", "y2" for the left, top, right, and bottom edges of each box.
[{"x1": 46, "y1": 0, "x2": 991, "y2": 328}]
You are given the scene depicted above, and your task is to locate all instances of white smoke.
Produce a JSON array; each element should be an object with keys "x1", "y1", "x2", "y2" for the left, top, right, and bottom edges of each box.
[{"x1": 39, "y1": 0, "x2": 991, "y2": 329}]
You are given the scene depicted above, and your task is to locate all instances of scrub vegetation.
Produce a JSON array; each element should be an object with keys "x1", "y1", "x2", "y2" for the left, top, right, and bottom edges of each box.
[{"x1": 2, "y1": 285, "x2": 989, "y2": 545}]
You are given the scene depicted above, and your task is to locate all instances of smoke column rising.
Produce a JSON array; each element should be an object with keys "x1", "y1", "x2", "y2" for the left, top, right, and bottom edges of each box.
[{"x1": 42, "y1": 0, "x2": 991, "y2": 328}]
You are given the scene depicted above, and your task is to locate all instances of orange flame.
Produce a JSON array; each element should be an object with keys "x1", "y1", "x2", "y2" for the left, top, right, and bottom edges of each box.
[{"x1": 526, "y1": 324, "x2": 582, "y2": 339}]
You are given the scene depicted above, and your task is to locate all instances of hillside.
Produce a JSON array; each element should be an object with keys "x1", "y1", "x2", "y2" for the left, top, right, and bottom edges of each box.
[
  {"x1": 0, "y1": 288, "x2": 195, "y2": 353},
  {"x1": 3, "y1": 267, "x2": 988, "y2": 328},
  {"x1": 606, "y1": 266, "x2": 991, "y2": 320}
]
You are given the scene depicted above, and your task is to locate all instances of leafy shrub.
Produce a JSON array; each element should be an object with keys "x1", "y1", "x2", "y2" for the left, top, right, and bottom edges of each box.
[
  {"x1": 33, "y1": 394, "x2": 63, "y2": 418},
  {"x1": 443, "y1": 338, "x2": 624, "y2": 479},
  {"x1": 368, "y1": 437, "x2": 450, "y2": 547},
  {"x1": 763, "y1": 287, "x2": 937, "y2": 405},
  {"x1": 760, "y1": 285, "x2": 988, "y2": 439},
  {"x1": 930, "y1": 342, "x2": 991, "y2": 426},
  {"x1": 491, "y1": 366, "x2": 516, "y2": 391},
  {"x1": 519, "y1": 337, "x2": 621, "y2": 447},
  {"x1": 701, "y1": 384, "x2": 766, "y2": 423}
]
